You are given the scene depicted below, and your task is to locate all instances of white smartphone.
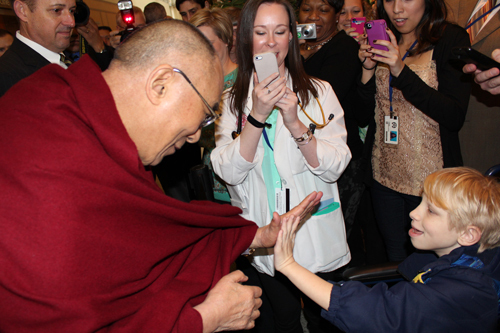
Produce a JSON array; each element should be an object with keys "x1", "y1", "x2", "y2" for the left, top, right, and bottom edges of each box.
[{"x1": 253, "y1": 52, "x2": 280, "y2": 84}]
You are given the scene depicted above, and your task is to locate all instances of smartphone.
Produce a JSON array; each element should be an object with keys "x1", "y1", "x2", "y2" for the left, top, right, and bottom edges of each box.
[
  {"x1": 365, "y1": 19, "x2": 390, "y2": 52},
  {"x1": 451, "y1": 47, "x2": 500, "y2": 71},
  {"x1": 351, "y1": 17, "x2": 366, "y2": 35},
  {"x1": 253, "y1": 52, "x2": 280, "y2": 84}
]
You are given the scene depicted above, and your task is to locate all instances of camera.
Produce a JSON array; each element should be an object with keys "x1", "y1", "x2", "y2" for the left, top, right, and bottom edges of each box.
[
  {"x1": 296, "y1": 23, "x2": 316, "y2": 40},
  {"x1": 117, "y1": 0, "x2": 136, "y2": 41},
  {"x1": 74, "y1": 0, "x2": 90, "y2": 26}
]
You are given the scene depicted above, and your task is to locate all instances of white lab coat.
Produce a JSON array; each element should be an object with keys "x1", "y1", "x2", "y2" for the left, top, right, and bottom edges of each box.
[{"x1": 211, "y1": 73, "x2": 352, "y2": 276}]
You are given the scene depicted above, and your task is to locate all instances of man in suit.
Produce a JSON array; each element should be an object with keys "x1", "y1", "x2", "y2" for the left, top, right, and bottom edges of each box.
[
  {"x1": 0, "y1": 0, "x2": 76, "y2": 97},
  {"x1": 447, "y1": 0, "x2": 500, "y2": 173}
]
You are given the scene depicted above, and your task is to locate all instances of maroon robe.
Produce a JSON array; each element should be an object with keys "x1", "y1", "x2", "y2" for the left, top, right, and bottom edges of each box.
[{"x1": 0, "y1": 56, "x2": 257, "y2": 332}]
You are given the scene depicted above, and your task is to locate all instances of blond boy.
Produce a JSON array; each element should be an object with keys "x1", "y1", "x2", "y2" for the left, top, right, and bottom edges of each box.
[{"x1": 276, "y1": 167, "x2": 500, "y2": 332}]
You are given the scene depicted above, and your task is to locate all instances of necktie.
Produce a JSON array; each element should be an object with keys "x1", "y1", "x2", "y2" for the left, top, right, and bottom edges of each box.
[
  {"x1": 467, "y1": 0, "x2": 494, "y2": 44},
  {"x1": 60, "y1": 53, "x2": 72, "y2": 67}
]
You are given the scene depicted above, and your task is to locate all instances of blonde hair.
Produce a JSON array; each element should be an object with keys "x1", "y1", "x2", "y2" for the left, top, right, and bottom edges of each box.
[
  {"x1": 424, "y1": 167, "x2": 500, "y2": 252},
  {"x1": 189, "y1": 8, "x2": 234, "y2": 51}
]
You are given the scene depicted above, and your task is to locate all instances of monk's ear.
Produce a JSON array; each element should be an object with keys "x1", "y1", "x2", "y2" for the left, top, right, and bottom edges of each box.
[
  {"x1": 14, "y1": 0, "x2": 29, "y2": 22},
  {"x1": 145, "y1": 65, "x2": 175, "y2": 106},
  {"x1": 457, "y1": 225, "x2": 482, "y2": 247}
]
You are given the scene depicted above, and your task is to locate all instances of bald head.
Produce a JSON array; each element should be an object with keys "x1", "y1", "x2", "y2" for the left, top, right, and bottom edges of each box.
[
  {"x1": 104, "y1": 19, "x2": 223, "y2": 166},
  {"x1": 112, "y1": 19, "x2": 217, "y2": 73}
]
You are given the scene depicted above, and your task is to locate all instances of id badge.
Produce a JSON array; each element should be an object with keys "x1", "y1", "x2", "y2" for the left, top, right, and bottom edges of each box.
[
  {"x1": 275, "y1": 188, "x2": 290, "y2": 215},
  {"x1": 384, "y1": 115, "x2": 398, "y2": 145}
]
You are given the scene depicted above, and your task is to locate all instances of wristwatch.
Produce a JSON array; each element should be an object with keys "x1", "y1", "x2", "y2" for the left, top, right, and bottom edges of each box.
[{"x1": 293, "y1": 129, "x2": 312, "y2": 143}]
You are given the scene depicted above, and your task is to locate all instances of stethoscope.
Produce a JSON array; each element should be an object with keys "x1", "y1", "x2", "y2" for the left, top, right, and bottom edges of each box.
[{"x1": 231, "y1": 96, "x2": 334, "y2": 139}]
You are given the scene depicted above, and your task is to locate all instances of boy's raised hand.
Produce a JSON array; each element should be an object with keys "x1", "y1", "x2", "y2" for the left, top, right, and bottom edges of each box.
[{"x1": 274, "y1": 215, "x2": 301, "y2": 272}]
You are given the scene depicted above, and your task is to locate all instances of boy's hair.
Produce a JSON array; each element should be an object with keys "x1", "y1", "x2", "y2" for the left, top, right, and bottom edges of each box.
[{"x1": 424, "y1": 167, "x2": 500, "y2": 253}]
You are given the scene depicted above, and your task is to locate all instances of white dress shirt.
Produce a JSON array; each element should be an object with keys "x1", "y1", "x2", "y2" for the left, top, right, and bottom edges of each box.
[{"x1": 16, "y1": 31, "x2": 67, "y2": 69}]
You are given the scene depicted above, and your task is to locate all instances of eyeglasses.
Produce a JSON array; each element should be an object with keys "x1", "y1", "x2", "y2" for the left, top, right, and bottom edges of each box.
[{"x1": 172, "y1": 68, "x2": 219, "y2": 128}]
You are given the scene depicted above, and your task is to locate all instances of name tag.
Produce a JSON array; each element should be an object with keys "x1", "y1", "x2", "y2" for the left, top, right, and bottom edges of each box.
[
  {"x1": 275, "y1": 188, "x2": 290, "y2": 215},
  {"x1": 384, "y1": 115, "x2": 399, "y2": 145}
]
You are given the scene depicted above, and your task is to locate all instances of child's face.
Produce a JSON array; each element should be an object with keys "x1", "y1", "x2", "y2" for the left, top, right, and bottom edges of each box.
[{"x1": 409, "y1": 194, "x2": 461, "y2": 257}]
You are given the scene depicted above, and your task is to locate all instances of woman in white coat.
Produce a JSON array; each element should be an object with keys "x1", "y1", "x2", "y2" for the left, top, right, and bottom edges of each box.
[{"x1": 211, "y1": 0, "x2": 351, "y2": 331}]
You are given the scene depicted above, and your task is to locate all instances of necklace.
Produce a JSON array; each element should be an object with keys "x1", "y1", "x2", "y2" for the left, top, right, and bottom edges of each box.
[{"x1": 305, "y1": 34, "x2": 335, "y2": 51}]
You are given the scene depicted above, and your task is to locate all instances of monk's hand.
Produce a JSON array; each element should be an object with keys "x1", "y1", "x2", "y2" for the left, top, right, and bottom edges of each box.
[
  {"x1": 250, "y1": 191, "x2": 322, "y2": 249},
  {"x1": 194, "y1": 270, "x2": 262, "y2": 332}
]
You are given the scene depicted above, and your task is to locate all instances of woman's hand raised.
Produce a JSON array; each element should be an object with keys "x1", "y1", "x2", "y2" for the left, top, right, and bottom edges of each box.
[
  {"x1": 251, "y1": 72, "x2": 287, "y2": 122},
  {"x1": 366, "y1": 28, "x2": 405, "y2": 77},
  {"x1": 276, "y1": 87, "x2": 299, "y2": 129}
]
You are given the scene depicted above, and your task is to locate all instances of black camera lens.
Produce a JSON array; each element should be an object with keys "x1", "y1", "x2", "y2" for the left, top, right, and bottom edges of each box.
[
  {"x1": 304, "y1": 29, "x2": 310, "y2": 36},
  {"x1": 365, "y1": 23, "x2": 372, "y2": 29},
  {"x1": 74, "y1": 0, "x2": 90, "y2": 26}
]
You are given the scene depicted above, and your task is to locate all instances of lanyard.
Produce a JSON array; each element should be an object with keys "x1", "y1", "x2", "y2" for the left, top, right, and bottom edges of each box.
[
  {"x1": 465, "y1": 2, "x2": 500, "y2": 30},
  {"x1": 389, "y1": 40, "x2": 418, "y2": 117},
  {"x1": 263, "y1": 128, "x2": 273, "y2": 151}
]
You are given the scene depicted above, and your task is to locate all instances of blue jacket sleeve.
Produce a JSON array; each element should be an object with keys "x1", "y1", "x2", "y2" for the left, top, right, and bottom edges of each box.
[{"x1": 321, "y1": 276, "x2": 497, "y2": 333}]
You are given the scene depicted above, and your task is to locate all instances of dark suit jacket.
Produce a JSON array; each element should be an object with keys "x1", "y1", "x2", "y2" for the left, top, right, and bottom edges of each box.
[
  {"x1": 0, "y1": 37, "x2": 50, "y2": 97},
  {"x1": 447, "y1": 0, "x2": 500, "y2": 173}
]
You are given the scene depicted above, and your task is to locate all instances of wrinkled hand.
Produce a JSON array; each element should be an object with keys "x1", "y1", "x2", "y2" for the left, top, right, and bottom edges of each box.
[
  {"x1": 251, "y1": 72, "x2": 287, "y2": 122},
  {"x1": 276, "y1": 87, "x2": 299, "y2": 128},
  {"x1": 463, "y1": 49, "x2": 500, "y2": 95},
  {"x1": 251, "y1": 191, "x2": 323, "y2": 249},
  {"x1": 194, "y1": 270, "x2": 262, "y2": 332},
  {"x1": 366, "y1": 28, "x2": 405, "y2": 77},
  {"x1": 76, "y1": 18, "x2": 105, "y2": 53},
  {"x1": 274, "y1": 215, "x2": 300, "y2": 272}
]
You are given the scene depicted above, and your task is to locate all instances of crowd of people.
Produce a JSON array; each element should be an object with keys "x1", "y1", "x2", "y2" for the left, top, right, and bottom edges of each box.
[{"x1": 0, "y1": 0, "x2": 500, "y2": 331}]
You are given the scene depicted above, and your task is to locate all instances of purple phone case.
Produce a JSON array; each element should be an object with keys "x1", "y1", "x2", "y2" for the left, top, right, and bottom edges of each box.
[
  {"x1": 351, "y1": 17, "x2": 365, "y2": 35},
  {"x1": 366, "y1": 19, "x2": 389, "y2": 52}
]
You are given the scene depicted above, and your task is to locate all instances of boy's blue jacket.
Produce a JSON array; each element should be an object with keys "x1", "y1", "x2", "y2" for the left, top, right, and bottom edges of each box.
[{"x1": 322, "y1": 244, "x2": 500, "y2": 332}]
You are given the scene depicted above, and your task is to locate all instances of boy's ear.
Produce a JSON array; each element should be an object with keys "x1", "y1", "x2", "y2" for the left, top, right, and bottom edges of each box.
[{"x1": 457, "y1": 226, "x2": 482, "y2": 247}]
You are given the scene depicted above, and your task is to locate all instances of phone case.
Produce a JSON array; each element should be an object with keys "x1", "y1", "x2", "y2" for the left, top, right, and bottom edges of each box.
[
  {"x1": 365, "y1": 19, "x2": 389, "y2": 52},
  {"x1": 351, "y1": 17, "x2": 366, "y2": 35},
  {"x1": 253, "y1": 52, "x2": 280, "y2": 83},
  {"x1": 452, "y1": 47, "x2": 500, "y2": 71}
]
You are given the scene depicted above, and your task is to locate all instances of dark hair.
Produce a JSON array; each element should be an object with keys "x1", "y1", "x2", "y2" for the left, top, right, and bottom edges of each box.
[
  {"x1": 296, "y1": 0, "x2": 344, "y2": 14},
  {"x1": 377, "y1": 0, "x2": 448, "y2": 56},
  {"x1": 176, "y1": 0, "x2": 208, "y2": 11},
  {"x1": 98, "y1": 26, "x2": 112, "y2": 32},
  {"x1": 231, "y1": 0, "x2": 319, "y2": 117},
  {"x1": 144, "y1": 2, "x2": 167, "y2": 24},
  {"x1": 0, "y1": 29, "x2": 13, "y2": 38}
]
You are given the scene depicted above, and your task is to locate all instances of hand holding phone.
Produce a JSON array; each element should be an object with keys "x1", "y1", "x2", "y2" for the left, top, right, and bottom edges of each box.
[
  {"x1": 452, "y1": 47, "x2": 500, "y2": 71},
  {"x1": 351, "y1": 17, "x2": 366, "y2": 36},
  {"x1": 458, "y1": 48, "x2": 500, "y2": 95},
  {"x1": 365, "y1": 19, "x2": 390, "y2": 52}
]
